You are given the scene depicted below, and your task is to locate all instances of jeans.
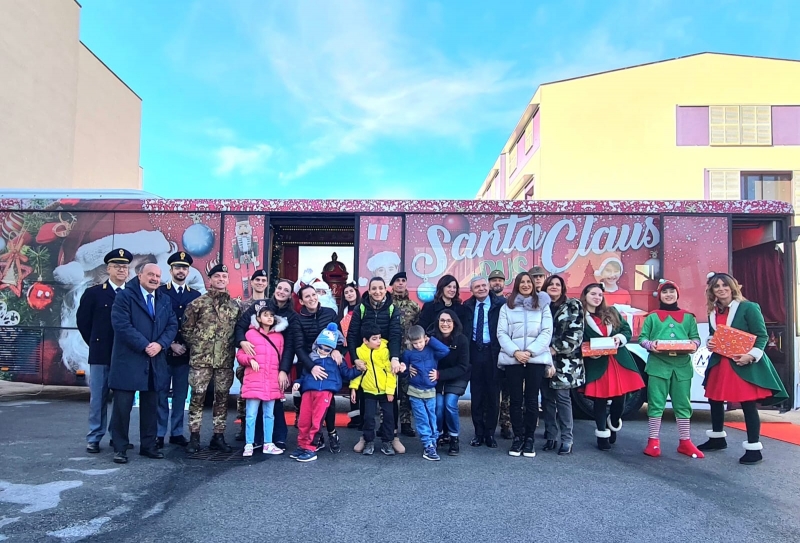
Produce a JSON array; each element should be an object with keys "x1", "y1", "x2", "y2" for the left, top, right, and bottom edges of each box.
[
  {"x1": 363, "y1": 394, "x2": 394, "y2": 443},
  {"x1": 506, "y1": 363, "x2": 546, "y2": 439},
  {"x1": 157, "y1": 363, "x2": 190, "y2": 438},
  {"x1": 245, "y1": 399, "x2": 275, "y2": 445},
  {"x1": 409, "y1": 395, "x2": 438, "y2": 447},
  {"x1": 87, "y1": 364, "x2": 110, "y2": 443},
  {"x1": 541, "y1": 383, "x2": 574, "y2": 445},
  {"x1": 436, "y1": 392, "x2": 460, "y2": 437}
]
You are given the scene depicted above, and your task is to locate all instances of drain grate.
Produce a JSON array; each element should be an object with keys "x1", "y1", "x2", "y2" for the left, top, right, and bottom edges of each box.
[{"x1": 185, "y1": 447, "x2": 269, "y2": 462}]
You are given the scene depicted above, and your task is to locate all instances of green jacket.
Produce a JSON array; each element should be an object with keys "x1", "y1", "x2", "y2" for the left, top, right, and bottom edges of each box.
[
  {"x1": 583, "y1": 308, "x2": 639, "y2": 384},
  {"x1": 639, "y1": 310, "x2": 699, "y2": 381},
  {"x1": 704, "y1": 300, "x2": 788, "y2": 405},
  {"x1": 182, "y1": 289, "x2": 241, "y2": 369}
]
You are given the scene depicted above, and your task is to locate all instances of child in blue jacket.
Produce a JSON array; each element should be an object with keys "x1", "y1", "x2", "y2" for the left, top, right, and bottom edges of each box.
[
  {"x1": 402, "y1": 325, "x2": 450, "y2": 461},
  {"x1": 291, "y1": 324, "x2": 362, "y2": 463}
]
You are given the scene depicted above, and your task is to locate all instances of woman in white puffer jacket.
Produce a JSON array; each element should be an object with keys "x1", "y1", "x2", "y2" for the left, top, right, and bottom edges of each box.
[{"x1": 497, "y1": 272, "x2": 554, "y2": 458}]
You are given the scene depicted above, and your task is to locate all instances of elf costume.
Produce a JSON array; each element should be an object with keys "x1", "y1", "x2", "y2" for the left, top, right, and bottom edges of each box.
[
  {"x1": 699, "y1": 273, "x2": 788, "y2": 465},
  {"x1": 638, "y1": 280, "x2": 703, "y2": 459},
  {"x1": 582, "y1": 306, "x2": 645, "y2": 451}
]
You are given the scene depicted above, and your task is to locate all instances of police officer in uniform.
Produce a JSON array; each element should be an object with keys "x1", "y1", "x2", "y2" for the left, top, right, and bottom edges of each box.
[
  {"x1": 78, "y1": 248, "x2": 132, "y2": 454},
  {"x1": 155, "y1": 251, "x2": 201, "y2": 448}
]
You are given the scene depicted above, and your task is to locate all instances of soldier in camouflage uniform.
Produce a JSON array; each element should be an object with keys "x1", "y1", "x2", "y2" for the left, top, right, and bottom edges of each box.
[
  {"x1": 390, "y1": 272, "x2": 420, "y2": 437},
  {"x1": 182, "y1": 263, "x2": 241, "y2": 454},
  {"x1": 488, "y1": 269, "x2": 512, "y2": 439},
  {"x1": 234, "y1": 269, "x2": 269, "y2": 441}
]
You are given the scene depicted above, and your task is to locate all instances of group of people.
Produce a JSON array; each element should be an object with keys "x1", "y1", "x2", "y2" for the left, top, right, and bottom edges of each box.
[{"x1": 79, "y1": 247, "x2": 788, "y2": 466}]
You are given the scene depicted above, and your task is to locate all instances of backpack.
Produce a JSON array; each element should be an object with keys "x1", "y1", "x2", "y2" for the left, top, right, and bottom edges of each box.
[{"x1": 359, "y1": 303, "x2": 394, "y2": 319}]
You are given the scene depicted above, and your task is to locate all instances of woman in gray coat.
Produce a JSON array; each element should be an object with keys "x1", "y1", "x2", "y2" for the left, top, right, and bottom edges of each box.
[{"x1": 540, "y1": 274, "x2": 584, "y2": 456}]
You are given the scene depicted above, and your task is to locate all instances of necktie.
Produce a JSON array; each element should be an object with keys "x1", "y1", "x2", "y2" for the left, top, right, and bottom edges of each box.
[
  {"x1": 178, "y1": 286, "x2": 184, "y2": 295},
  {"x1": 475, "y1": 301, "x2": 485, "y2": 344},
  {"x1": 115, "y1": 287, "x2": 120, "y2": 293},
  {"x1": 147, "y1": 293, "x2": 155, "y2": 318}
]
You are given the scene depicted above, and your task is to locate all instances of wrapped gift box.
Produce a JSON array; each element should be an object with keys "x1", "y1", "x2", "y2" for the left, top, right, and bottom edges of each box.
[
  {"x1": 582, "y1": 338, "x2": 617, "y2": 357},
  {"x1": 655, "y1": 340, "x2": 696, "y2": 354},
  {"x1": 710, "y1": 325, "x2": 756, "y2": 359}
]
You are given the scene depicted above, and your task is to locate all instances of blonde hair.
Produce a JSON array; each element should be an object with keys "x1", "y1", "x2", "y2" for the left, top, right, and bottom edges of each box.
[{"x1": 705, "y1": 273, "x2": 747, "y2": 313}]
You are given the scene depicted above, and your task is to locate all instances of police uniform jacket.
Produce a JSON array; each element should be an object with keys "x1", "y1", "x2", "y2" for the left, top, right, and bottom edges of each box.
[
  {"x1": 76, "y1": 280, "x2": 123, "y2": 366},
  {"x1": 158, "y1": 282, "x2": 201, "y2": 365}
]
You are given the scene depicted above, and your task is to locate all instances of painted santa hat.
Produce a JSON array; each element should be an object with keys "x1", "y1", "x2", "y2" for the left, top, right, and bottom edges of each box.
[
  {"x1": 594, "y1": 256, "x2": 623, "y2": 277},
  {"x1": 654, "y1": 279, "x2": 680, "y2": 298},
  {"x1": 367, "y1": 250, "x2": 400, "y2": 272},
  {"x1": 294, "y1": 268, "x2": 318, "y2": 294},
  {"x1": 314, "y1": 280, "x2": 331, "y2": 293}
]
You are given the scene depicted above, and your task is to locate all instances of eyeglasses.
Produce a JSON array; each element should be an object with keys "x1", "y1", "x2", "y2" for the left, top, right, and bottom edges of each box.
[
  {"x1": 318, "y1": 346, "x2": 333, "y2": 353},
  {"x1": 438, "y1": 319, "x2": 453, "y2": 324},
  {"x1": 108, "y1": 264, "x2": 129, "y2": 270}
]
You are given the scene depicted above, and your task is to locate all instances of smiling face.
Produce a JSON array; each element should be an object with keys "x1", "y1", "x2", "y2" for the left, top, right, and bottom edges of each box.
[
  {"x1": 300, "y1": 286, "x2": 319, "y2": 309},
  {"x1": 138, "y1": 263, "x2": 162, "y2": 293},
  {"x1": 545, "y1": 277, "x2": 563, "y2": 301},
  {"x1": 712, "y1": 278, "x2": 732, "y2": 305},
  {"x1": 660, "y1": 286, "x2": 678, "y2": 305},
  {"x1": 170, "y1": 264, "x2": 189, "y2": 284},
  {"x1": 251, "y1": 276, "x2": 268, "y2": 295},
  {"x1": 343, "y1": 285, "x2": 358, "y2": 304},
  {"x1": 107, "y1": 262, "x2": 129, "y2": 286},
  {"x1": 369, "y1": 279, "x2": 386, "y2": 303},
  {"x1": 442, "y1": 280, "x2": 458, "y2": 301},
  {"x1": 489, "y1": 278, "x2": 505, "y2": 294},
  {"x1": 518, "y1": 275, "x2": 534, "y2": 296},
  {"x1": 273, "y1": 280, "x2": 292, "y2": 304},
  {"x1": 600, "y1": 262, "x2": 622, "y2": 286},
  {"x1": 437, "y1": 313, "x2": 454, "y2": 337},
  {"x1": 470, "y1": 278, "x2": 489, "y2": 301},
  {"x1": 584, "y1": 286, "x2": 604, "y2": 310},
  {"x1": 209, "y1": 272, "x2": 229, "y2": 291}
]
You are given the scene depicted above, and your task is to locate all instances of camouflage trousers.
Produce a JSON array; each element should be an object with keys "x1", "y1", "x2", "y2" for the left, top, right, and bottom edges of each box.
[
  {"x1": 398, "y1": 374, "x2": 412, "y2": 425},
  {"x1": 235, "y1": 364, "x2": 246, "y2": 421},
  {"x1": 499, "y1": 373, "x2": 511, "y2": 430},
  {"x1": 188, "y1": 366, "x2": 233, "y2": 434}
]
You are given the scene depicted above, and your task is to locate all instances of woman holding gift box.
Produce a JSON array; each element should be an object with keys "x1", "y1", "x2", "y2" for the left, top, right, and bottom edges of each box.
[
  {"x1": 699, "y1": 272, "x2": 788, "y2": 465},
  {"x1": 638, "y1": 280, "x2": 703, "y2": 459},
  {"x1": 580, "y1": 283, "x2": 645, "y2": 451}
]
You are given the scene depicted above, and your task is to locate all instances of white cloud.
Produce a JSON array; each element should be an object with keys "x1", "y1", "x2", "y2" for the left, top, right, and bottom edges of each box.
[{"x1": 214, "y1": 144, "x2": 273, "y2": 176}]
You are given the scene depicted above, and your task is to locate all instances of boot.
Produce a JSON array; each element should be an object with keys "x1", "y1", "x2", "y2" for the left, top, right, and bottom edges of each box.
[
  {"x1": 209, "y1": 433, "x2": 232, "y2": 453},
  {"x1": 607, "y1": 416, "x2": 622, "y2": 445},
  {"x1": 739, "y1": 441, "x2": 763, "y2": 465},
  {"x1": 353, "y1": 436, "x2": 366, "y2": 453},
  {"x1": 186, "y1": 432, "x2": 201, "y2": 454},
  {"x1": 235, "y1": 424, "x2": 245, "y2": 442},
  {"x1": 500, "y1": 426, "x2": 513, "y2": 440},
  {"x1": 697, "y1": 430, "x2": 728, "y2": 451},
  {"x1": 448, "y1": 436, "x2": 460, "y2": 456},
  {"x1": 392, "y1": 436, "x2": 406, "y2": 454},
  {"x1": 677, "y1": 439, "x2": 704, "y2": 459},
  {"x1": 401, "y1": 423, "x2": 416, "y2": 438},
  {"x1": 595, "y1": 429, "x2": 611, "y2": 451},
  {"x1": 643, "y1": 438, "x2": 661, "y2": 457}
]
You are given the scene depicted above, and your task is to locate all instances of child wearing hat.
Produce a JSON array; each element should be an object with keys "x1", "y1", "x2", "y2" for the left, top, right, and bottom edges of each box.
[
  {"x1": 638, "y1": 280, "x2": 703, "y2": 459},
  {"x1": 290, "y1": 324, "x2": 362, "y2": 462}
]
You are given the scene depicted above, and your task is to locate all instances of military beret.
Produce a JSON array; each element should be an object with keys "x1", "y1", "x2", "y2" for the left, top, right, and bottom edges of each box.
[
  {"x1": 207, "y1": 263, "x2": 228, "y2": 277},
  {"x1": 104, "y1": 248, "x2": 132, "y2": 265},
  {"x1": 487, "y1": 269, "x2": 505, "y2": 281},
  {"x1": 167, "y1": 251, "x2": 193, "y2": 267},
  {"x1": 251, "y1": 269, "x2": 268, "y2": 281},
  {"x1": 528, "y1": 265, "x2": 546, "y2": 277},
  {"x1": 389, "y1": 272, "x2": 406, "y2": 285}
]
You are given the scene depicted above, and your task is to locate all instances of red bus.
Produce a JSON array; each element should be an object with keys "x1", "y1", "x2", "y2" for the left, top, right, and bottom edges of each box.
[{"x1": 0, "y1": 195, "x2": 795, "y2": 416}]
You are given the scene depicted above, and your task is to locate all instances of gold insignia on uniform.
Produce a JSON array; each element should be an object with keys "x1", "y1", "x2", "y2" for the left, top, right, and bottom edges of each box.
[
  {"x1": 180, "y1": 252, "x2": 186, "y2": 259},
  {"x1": 119, "y1": 249, "x2": 124, "y2": 257}
]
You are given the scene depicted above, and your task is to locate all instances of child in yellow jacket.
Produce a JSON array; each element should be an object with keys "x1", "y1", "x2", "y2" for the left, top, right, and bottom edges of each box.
[{"x1": 351, "y1": 324, "x2": 400, "y2": 456}]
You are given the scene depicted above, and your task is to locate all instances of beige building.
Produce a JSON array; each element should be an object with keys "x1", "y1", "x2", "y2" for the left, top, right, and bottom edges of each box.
[{"x1": 0, "y1": 0, "x2": 142, "y2": 190}]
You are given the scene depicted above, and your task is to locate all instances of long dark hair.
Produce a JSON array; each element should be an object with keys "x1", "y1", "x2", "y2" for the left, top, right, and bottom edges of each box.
[
  {"x1": 430, "y1": 308, "x2": 463, "y2": 344},
  {"x1": 433, "y1": 274, "x2": 462, "y2": 305},
  {"x1": 338, "y1": 282, "x2": 360, "y2": 319},
  {"x1": 580, "y1": 282, "x2": 620, "y2": 328},
  {"x1": 507, "y1": 272, "x2": 540, "y2": 309},
  {"x1": 543, "y1": 274, "x2": 567, "y2": 307}
]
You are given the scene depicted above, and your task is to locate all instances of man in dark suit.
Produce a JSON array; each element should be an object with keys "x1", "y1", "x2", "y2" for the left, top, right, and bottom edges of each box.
[
  {"x1": 156, "y1": 251, "x2": 201, "y2": 448},
  {"x1": 77, "y1": 248, "x2": 132, "y2": 454},
  {"x1": 109, "y1": 263, "x2": 178, "y2": 464}
]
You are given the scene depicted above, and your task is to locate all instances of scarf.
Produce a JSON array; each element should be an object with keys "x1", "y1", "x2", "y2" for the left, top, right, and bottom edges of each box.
[
  {"x1": 659, "y1": 301, "x2": 680, "y2": 311},
  {"x1": 514, "y1": 294, "x2": 536, "y2": 310}
]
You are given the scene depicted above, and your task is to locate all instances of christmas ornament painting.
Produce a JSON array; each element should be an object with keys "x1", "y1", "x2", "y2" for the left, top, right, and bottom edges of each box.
[
  {"x1": 27, "y1": 282, "x2": 54, "y2": 310},
  {"x1": 182, "y1": 222, "x2": 215, "y2": 256}
]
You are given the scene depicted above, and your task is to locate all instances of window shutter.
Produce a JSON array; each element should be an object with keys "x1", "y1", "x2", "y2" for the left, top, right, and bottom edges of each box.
[
  {"x1": 741, "y1": 105, "x2": 772, "y2": 145},
  {"x1": 708, "y1": 170, "x2": 741, "y2": 200},
  {"x1": 524, "y1": 120, "x2": 533, "y2": 151},
  {"x1": 507, "y1": 145, "x2": 518, "y2": 173},
  {"x1": 710, "y1": 106, "x2": 725, "y2": 144},
  {"x1": 710, "y1": 105, "x2": 742, "y2": 145}
]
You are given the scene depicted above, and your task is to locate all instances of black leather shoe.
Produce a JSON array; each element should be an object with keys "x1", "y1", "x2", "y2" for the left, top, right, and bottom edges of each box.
[
  {"x1": 469, "y1": 436, "x2": 484, "y2": 447},
  {"x1": 401, "y1": 423, "x2": 416, "y2": 438},
  {"x1": 139, "y1": 448, "x2": 165, "y2": 459},
  {"x1": 169, "y1": 435, "x2": 189, "y2": 446},
  {"x1": 86, "y1": 442, "x2": 100, "y2": 454},
  {"x1": 209, "y1": 433, "x2": 232, "y2": 453},
  {"x1": 543, "y1": 439, "x2": 557, "y2": 451},
  {"x1": 155, "y1": 437, "x2": 164, "y2": 449},
  {"x1": 500, "y1": 427, "x2": 513, "y2": 440},
  {"x1": 113, "y1": 452, "x2": 128, "y2": 464},
  {"x1": 558, "y1": 443, "x2": 573, "y2": 455},
  {"x1": 110, "y1": 440, "x2": 134, "y2": 450},
  {"x1": 448, "y1": 436, "x2": 460, "y2": 456},
  {"x1": 485, "y1": 436, "x2": 498, "y2": 448}
]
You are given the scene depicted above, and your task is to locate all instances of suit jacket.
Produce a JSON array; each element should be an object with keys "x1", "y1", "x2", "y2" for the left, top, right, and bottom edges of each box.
[
  {"x1": 462, "y1": 293, "x2": 504, "y2": 362},
  {"x1": 157, "y1": 282, "x2": 201, "y2": 365},
  {"x1": 76, "y1": 280, "x2": 122, "y2": 366},
  {"x1": 109, "y1": 277, "x2": 178, "y2": 392}
]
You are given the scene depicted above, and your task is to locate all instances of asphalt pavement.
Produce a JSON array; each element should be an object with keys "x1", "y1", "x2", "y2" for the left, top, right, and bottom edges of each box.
[{"x1": 1, "y1": 396, "x2": 799, "y2": 542}]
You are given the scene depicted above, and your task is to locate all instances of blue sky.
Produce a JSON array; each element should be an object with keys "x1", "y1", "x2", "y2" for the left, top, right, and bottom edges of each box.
[{"x1": 78, "y1": 0, "x2": 799, "y2": 200}]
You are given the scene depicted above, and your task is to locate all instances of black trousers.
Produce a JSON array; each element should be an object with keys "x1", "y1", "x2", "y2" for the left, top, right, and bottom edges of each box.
[
  {"x1": 110, "y1": 389, "x2": 157, "y2": 453},
  {"x1": 470, "y1": 344, "x2": 499, "y2": 438},
  {"x1": 711, "y1": 400, "x2": 760, "y2": 443},
  {"x1": 506, "y1": 363, "x2": 546, "y2": 439},
  {"x1": 362, "y1": 393, "x2": 394, "y2": 443},
  {"x1": 592, "y1": 396, "x2": 624, "y2": 431}
]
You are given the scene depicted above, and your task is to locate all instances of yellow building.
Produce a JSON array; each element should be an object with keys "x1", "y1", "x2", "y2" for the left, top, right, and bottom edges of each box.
[
  {"x1": 0, "y1": 0, "x2": 143, "y2": 190},
  {"x1": 477, "y1": 53, "x2": 800, "y2": 207}
]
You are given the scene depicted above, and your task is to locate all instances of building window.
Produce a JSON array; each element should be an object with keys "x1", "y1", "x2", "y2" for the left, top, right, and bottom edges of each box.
[
  {"x1": 523, "y1": 176, "x2": 534, "y2": 200},
  {"x1": 742, "y1": 173, "x2": 792, "y2": 202},
  {"x1": 707, "y1": 170, "x2": 741, "y2": 200},
  {"x1": 524, "y1": 120, "x2": 533, "y2": 151},
  {"x1": 710, "y1": 105, "x2": 772, "y2": 146},
  {"x1": 507, "y1": 144, "x2": 518, "y2": 173}
]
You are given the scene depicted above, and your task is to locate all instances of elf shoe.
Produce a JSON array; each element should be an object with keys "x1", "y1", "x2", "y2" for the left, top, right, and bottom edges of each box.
[
  {"x1": 677, "y1": 439, "x2": 704, "y2": 459},
  {"x1": 607, "y1": 416, "x2": 622, "y2": 445},
  {"x1": 595, "y1": 429, "x2": 611, "y2": 451},
  {"x1": 739, "y1": 441, "x2": 763, "y2": 465},
  {"x1": 697, "y1": 430, "x2": 728, "y2": 451},
  {"x1": 643, "y1": 438, "x2": 661, "y2": 457}
]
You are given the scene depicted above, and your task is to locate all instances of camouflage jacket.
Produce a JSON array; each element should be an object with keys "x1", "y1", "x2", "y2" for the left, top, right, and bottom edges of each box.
[
  {"x1": 182, "y1": 289, "x2": 241, "y2": 369},
  {"x1": 392, "y1": 291, "x2": 420, "y2": 342}
]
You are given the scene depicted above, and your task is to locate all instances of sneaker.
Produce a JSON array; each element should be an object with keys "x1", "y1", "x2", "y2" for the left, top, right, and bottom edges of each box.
[
  {"x1": 522, "y1": 437, "x2": 535, "y2": 458},
  {"x1": 423, "y1": 445, "x2": 440, "y2": 461},
  {"x1": 243, "y1": 444, "x2": 254, "y2": 457},
  {"x1": 313, "y1": 433, "x2": 325, "y2": 452},
  {"x1": 509, "y1": 437, "x2": 524, "y2": 457},
  {"x1": 362, "y1": 441, "x2": 375, "y2": 455},
  {"x1": 263, "y1": 443, "x2": 284, "y2": 455},
  {"x1": 296, "y1": 449, "x2": 317, "y2": 462},
  {"x1": 380, "y1": 441, "x2": 396, "y2": 456},
  {"x1": 328, "y1": 431, "x2": 341, "y2": 454},
  {"x1": 289, "y1": 447, "x2": 304, "y2": 459},
  {"x1": 448, "y1": 436, "x2": 460, "y2": 456}
]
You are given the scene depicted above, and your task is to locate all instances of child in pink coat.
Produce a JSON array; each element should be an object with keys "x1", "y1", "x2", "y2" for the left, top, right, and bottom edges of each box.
[{"x1": 236, "y1": 307, "x2": 288, "y2": 457}]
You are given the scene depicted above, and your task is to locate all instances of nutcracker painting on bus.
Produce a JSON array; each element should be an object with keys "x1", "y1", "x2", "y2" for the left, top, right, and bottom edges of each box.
[{"x1": 0, "y1": 197, "x2": 795, "y2": 412}]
